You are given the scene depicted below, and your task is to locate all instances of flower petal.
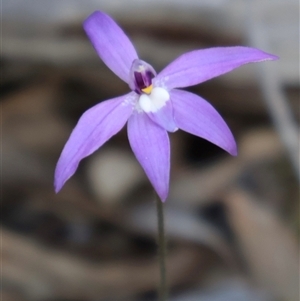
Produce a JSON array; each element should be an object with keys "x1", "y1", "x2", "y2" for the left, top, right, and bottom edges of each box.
[
  {"x1": 127, "y1": 113, "x2": 170, "y2": 201},
  {"x1": 83, "y1": 11, "x2": 138, "y2": 83},
  {"x1": 55, "y1": 93, "x2": 135, "y2": 192},
  {"x1": 171, "y1": 89, "x2": 237, "y2": 155},
  {"x1": 155, "y1": 47, "x2": 278, "y2": 89}
]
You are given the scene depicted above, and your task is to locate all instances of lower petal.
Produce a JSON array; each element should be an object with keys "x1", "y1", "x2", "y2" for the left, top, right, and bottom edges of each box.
[
  {"x1": 127, "y1": 113, "x2": 170, "y2": 201},
  {"x1": 171, "y1": 89, "x2": 237, "y2": 156},
  {"x1": 55, "y1": 92, "x2": 135, "y2": 192}
]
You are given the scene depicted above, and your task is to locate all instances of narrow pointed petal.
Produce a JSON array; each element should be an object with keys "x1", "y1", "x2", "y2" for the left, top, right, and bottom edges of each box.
[
  {"x1": 128, "y1": 113, "x2": 170, "y2": 201},
  {"x1": 155, "y1": 47, "x2": 278, "y2": 89},
  {"x1": 83, "y1": 11, "x2": 138, "y2": 83},
  {"x1": 171, "y1": 89, "x2": 237, "y2": 155},
  {"x1": 55, "y1": 93, "x2": 135, "y2": 192}
]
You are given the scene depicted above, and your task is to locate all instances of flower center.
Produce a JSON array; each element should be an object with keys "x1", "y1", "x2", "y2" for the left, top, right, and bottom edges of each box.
[
  {"x1": 129, "y1": 59, "x2": 156, "y2": 95},
  {"x1": 141, "y1": 84, "x2": 153, "y2": 94},
  {"x1": 138, "y1": 87, "x2": 170, "y2": 113}
]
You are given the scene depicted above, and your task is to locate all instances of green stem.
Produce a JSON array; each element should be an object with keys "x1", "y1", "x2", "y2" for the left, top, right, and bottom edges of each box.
[{"x1": 155, "y1": 192, "x2": 168, "y2": 301}]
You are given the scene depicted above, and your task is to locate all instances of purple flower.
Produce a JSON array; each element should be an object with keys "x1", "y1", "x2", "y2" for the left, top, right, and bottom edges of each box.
[{"x1": 54, "y1": 11, "x2": 278, "y2": 201}]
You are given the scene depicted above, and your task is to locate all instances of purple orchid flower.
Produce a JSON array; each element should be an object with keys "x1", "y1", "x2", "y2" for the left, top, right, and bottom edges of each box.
[{"x1": 54, "y1": 11, "x2": 278, "y2": 201}]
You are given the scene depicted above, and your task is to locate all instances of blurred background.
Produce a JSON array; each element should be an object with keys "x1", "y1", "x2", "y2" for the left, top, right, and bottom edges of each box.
[{"x1": 2, "y1": 0, "x2": 299, "y2": 301}]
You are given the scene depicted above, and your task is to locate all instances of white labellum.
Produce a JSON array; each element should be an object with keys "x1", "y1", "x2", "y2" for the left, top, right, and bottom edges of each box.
[{"x1": 138, "y1": 87, "x2": 170, "y2": 113}]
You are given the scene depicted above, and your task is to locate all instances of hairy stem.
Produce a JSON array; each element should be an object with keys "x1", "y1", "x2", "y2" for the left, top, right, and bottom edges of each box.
[{"x1": 155, "y1": 192, "x2": 168, "y2": 301}]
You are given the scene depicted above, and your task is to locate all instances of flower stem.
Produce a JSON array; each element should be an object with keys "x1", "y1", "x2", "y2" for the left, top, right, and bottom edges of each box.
[{"x1": 155, "y1": 192, "x2": 168, "y2": 301}]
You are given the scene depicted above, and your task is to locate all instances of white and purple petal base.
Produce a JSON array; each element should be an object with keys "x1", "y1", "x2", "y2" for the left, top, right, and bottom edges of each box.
[{"x1": 138, "y1": 87, "x2": 177, "y2": 132}]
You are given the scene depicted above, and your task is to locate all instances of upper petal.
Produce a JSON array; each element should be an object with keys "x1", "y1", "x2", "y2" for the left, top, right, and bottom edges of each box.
[
  {"x1": 127, "y1": 113, "x2": 170, "y2": 201},
  {"x1": 55, "y1": 93, "x2": 135, "y2": 192},
  {"x1": 155, "y1": 46, "x2": 278, "y2": 89},
  {"x1": 171, "y1": 89, "x2": 237, "y2": 156},
  {"x1": 83, "y1": 11, "x2": 138, "y2": 83}
]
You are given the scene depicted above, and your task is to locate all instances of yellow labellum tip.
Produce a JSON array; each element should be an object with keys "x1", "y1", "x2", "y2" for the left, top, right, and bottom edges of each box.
[{"x1": 141, "y1": 85, "x2": 153, "y2": 94}]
